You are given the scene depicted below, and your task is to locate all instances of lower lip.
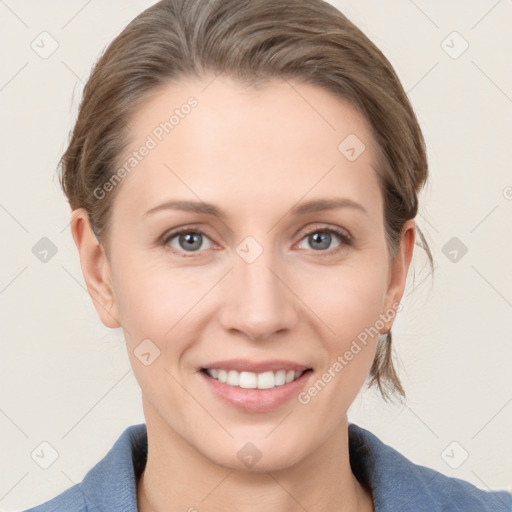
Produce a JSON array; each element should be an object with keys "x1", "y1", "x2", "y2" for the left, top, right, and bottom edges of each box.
[{"x1": 199, "y1": 370, "x2": 313, "y2": 413}]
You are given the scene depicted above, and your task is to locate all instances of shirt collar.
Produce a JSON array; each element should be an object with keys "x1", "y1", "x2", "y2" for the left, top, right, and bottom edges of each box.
[{"x1": 80, "y1": 423, "x2": 147, "y2": 512}]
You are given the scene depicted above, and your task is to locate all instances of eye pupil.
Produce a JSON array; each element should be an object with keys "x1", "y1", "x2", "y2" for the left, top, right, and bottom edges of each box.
[
  {"x1": 309, "y1": 232, "x2": 331, "y2": 250},
  {"x1": 180, "y1": 233, "x2": 202, "y2": 251}
]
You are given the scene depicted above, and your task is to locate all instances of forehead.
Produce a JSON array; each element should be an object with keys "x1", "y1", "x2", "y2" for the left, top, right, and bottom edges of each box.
[{"x1": 112, "y1": 75, "x2": 382, "y2": 223}]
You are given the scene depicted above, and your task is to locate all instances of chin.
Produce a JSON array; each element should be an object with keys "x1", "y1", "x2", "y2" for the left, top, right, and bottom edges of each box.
[{"x1": 201, "y1": 436, "x2": 309, "y2": 474}]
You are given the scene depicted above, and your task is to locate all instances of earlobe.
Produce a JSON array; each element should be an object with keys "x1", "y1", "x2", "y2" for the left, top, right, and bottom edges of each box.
[
  {"x1": 380, "y1": 219, "x2": 416, "y2": 333},
  {"x1": 70, "y1": 208, "x2": 121, "y2": 328}
]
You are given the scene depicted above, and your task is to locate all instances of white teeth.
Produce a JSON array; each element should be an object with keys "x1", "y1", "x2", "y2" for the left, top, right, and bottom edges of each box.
[
  {"x1": 257, "y1": 371, "x2": 274, "y2": 389},
  {"x1": 226, "y1": 370, "x2": 239, "y2": 386},
  {"x1": 274, "y1": 370, "x2": 286, "y2": 386},
  {"x1": 205, "y1": 368, "x2": 308, "y2": 389},
  {"x1": 239, "y1": 371, "x2": 257, "y2": 388}
]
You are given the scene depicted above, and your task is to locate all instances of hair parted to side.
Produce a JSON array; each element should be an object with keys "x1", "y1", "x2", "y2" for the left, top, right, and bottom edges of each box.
[{"x1": 60, "y1": 0, "x2": 434, "y2": 400}]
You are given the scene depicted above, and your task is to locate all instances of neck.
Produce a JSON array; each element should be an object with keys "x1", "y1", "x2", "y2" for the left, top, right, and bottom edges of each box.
[{"x1": 137, "y1": 401, "x2": 373, "y2": 512}]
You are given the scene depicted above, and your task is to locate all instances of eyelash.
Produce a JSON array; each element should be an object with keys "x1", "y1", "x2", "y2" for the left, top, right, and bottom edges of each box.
[{"x1": 160, "y1": 225, "x2": 353, "y2": 258}]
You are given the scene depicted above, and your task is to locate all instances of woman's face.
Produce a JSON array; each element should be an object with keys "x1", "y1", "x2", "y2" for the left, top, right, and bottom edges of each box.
[{"x1": 74, "y1": 76, "x2": 414, "y2": 471}]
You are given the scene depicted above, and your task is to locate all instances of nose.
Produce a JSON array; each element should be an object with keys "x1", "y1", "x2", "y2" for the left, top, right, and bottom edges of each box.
[{"x1": 218, "y1": 249, "x2": 299, "y2": 342}]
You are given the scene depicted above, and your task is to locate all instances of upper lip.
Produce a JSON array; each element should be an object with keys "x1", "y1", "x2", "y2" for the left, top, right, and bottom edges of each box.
[{"x1": 200, "y1": 359, "x2": 312, "y2": 373}]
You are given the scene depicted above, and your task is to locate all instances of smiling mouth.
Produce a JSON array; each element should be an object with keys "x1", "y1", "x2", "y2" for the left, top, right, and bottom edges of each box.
[{"x1": 200, "y1": 368, "x2": 313, "y2": 390}]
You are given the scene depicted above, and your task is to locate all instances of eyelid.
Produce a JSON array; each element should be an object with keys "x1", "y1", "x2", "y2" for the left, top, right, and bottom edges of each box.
[{"x1": 296, "y1": 222, "x2": 352, "y2": 241}]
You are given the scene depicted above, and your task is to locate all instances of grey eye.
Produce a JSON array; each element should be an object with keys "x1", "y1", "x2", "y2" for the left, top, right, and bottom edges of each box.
[
  {"x1": 310, "y1": 232, "x2": 331, "y2": 250},
  {"x1": 169, "y1": 232, "x2": 212, "y2": 252},
  {"x1": 300, "y1": 231, "x2": 339, "y2": 251}
]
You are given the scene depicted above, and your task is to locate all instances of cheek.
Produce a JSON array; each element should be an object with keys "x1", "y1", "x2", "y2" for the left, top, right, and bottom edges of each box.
[
  {"x1": 294, "y1": 256, "x2": 388, "y2": 388},
  {"x1": 300, "y1": 256, "x2": 389, "y2": 340},
  {"x1": 111, "y1": 257, "x2": 214, "y2": 407},
  {"x1": 294, "y1": 277, "x2": 385, "y2": 419},
  {"x1": 111, "y1": 253, "x2": 222, "y2": 347},
  {"x1": 109, "y1": 257, "x2": 222, "y2": 375}
]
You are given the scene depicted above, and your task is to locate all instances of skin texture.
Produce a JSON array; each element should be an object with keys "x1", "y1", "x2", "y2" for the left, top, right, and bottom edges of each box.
[{"x1": 71, "y1": 76, "x2": 415, "y2": 512}]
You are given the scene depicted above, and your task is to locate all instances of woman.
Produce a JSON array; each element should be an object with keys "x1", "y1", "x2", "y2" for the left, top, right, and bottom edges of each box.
[{"x1": 23, "y1": 0, "x2": 511, "y2": 510}]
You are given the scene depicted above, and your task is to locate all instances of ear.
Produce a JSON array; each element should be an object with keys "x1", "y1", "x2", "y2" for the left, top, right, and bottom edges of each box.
[
  {"x1": 379, "y1": 218, "x2": 416, "y2": 333},
  {"x1": 70, "y1": 208, "x2": 121, "y2": 328}
]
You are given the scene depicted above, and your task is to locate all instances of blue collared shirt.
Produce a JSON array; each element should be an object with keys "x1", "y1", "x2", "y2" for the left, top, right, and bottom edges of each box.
[{"x1": 23, "y1": 423, "x2": 511, "y2": 511}]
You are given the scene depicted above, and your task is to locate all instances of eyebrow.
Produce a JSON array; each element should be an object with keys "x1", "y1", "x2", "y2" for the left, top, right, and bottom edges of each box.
[{"x1": 143, "y1": 197, "x2": 368, "y2": 218}]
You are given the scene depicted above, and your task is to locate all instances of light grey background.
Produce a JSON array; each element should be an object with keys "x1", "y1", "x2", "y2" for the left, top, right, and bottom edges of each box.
[{"x1": 1, "y1": 1, "x2": 511, "y2": 510}]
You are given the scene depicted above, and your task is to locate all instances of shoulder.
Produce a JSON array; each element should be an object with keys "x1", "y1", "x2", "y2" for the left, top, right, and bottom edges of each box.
[
  {"x1": 348, "y1": 423, "x2": 512, "y2": 512},
  {"x1": 21, "y1": 424, "x2": 147, "y2": 512}
]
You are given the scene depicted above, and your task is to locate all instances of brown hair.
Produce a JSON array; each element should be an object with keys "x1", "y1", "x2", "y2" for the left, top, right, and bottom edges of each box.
[{"x1": 60, "y1": 0, "x2": 434, "y2": 400}]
